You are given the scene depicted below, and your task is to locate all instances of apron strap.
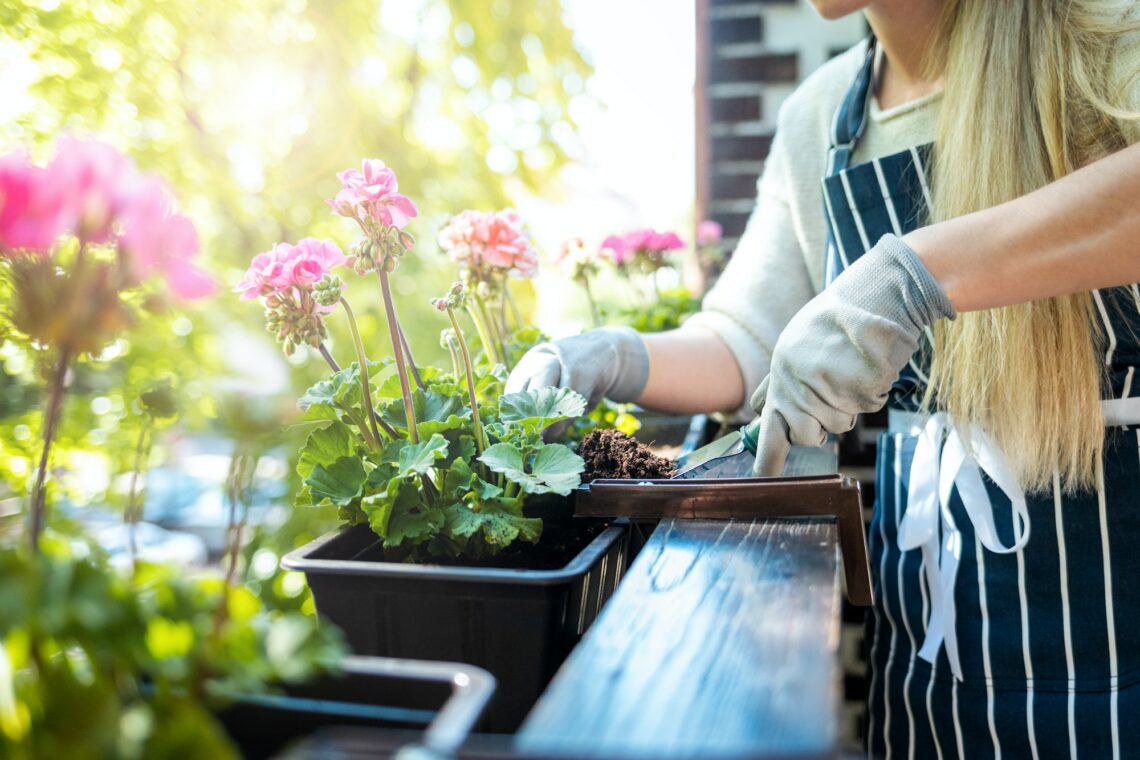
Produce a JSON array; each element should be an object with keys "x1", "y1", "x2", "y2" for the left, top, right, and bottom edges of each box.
[{"x1": 823, "y1": 36, "x2": 878, "y2": 286}]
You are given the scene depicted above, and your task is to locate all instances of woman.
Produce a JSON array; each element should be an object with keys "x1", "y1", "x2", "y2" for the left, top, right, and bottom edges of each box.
[{"x1": 509, "y1": 0, "x2": 1140, "y2": 756}]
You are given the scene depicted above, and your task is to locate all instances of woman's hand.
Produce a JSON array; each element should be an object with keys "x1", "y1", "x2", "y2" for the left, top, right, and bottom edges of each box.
[
  {"x1": 506, "y1": 326, "x2": 650, "y2": 412},
  {"x1": 751, "y1": 234, "x2": 956, "y2": 476}
]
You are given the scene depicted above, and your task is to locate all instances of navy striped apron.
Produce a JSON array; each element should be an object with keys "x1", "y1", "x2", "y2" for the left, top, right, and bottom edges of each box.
[{"x1": 823, "y1": 37, "x2": 1140, "y2": 760}]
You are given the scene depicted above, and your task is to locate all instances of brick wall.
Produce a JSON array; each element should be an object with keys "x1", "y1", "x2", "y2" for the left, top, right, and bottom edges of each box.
[{"x1": 695, "y1": 0, "x2": 865, "y2": 259}]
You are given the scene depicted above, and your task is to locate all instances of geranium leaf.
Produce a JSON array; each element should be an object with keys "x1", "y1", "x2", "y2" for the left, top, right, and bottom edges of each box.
[
  {"x1": 498, "y1": 387, "x2": 587, "y2": 431},
  {"x1": 305, "y1": 456, "x2": 366, "y2": 506},
  {"x1": 297, "y1": 422, "x2": 354, "y2": 480},
  {"x1": 397, "y1": 433, "x2": 449, "y2": 477},
  {"x1": 478, "y1": 441, "x2": 583, "y2": 496},
  {"x1": 361, "y1": 475, "x2": 414, "y2": 539},
  {"x1": 527, "y1": 443, "x2": 585, "y2": 496},
  {"x1": 382, "y1": 389, "x2": 471, "y2": 438},
  {"x1": 443, "y1": 500, "x2": 541, "y2": 548}
]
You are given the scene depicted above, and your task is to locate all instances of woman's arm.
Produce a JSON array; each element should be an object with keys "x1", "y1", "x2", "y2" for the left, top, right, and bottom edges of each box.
[
  {"x1": 909, "y1": 141, "x2": 1140, "y2": 311},
  {"x1": 636, "y1": 328, "x2": 746, "y2": 414}
]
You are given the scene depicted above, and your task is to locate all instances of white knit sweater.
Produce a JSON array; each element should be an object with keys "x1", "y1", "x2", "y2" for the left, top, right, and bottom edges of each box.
[{"x1": 686, "y1": 35, "x2": 1139, "y2": 420}]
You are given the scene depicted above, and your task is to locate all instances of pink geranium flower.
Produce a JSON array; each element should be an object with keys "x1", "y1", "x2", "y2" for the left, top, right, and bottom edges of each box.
[
  {"x1": 696, "y1": 220, "x2": 722, "y2": 247},
  {"x1": 330, "y1": 159, "x2": 418, "y2": 229},
  {"x1": 236, "y1": 237, "x2": 347, "y2": 304},
  {"x1": 601, "y1": 227, "x2": 685, "y2": 266},
  {"x1": 0, "y1": 152, "x2": 69, "y2": 253},
  {"x1": 438, "y1": 208, "x2": 538, "y2": 279},
  {"x1": 119, "y1": 176, "x2": 215, "y2": 300},
  {"x1": 50, "y1": 136, "x2": 134, "y2": 243}
]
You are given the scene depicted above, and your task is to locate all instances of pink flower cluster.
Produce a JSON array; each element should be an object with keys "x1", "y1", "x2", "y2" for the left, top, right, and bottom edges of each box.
[
  {"x1": 438, "y1": 209, "x2": 538, "y2": 279},
  {"x1": 0, "y1": 137, "x2": 214, "y2": 299},
  {"x1": 696, "y1": 220, "x2": 722, "y2": 247},
  {"x1": 600, "y1": 228, "x2": 685, "y2": 266},
  {"x1": 330, "y1": 159, "x2": 418, "y2": 229},
  {"x1": 235, "y1": 237, "x2": 347, "y2": 307}
]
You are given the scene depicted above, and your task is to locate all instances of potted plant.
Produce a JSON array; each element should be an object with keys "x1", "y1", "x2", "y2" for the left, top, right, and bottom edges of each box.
[
  {"x1": 0, "y1": 139, "x2": 493, "y2": 757},
  {"x1": 236, "y1": 160, "x2": 627, "y2": 731}
]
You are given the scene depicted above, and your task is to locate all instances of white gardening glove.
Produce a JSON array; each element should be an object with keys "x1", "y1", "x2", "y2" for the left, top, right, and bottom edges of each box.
[
  {"x1": 752, "y1": 234, "x2": 956, "y2": 476},
  {"x1": 506, "y1": 326, "x2": 649, "y2": 434}
]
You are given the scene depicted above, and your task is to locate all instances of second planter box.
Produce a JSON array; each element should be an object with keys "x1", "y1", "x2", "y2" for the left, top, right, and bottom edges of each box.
[{"x1": 282, "y1": 520, "x2": 628, "y2": 732}]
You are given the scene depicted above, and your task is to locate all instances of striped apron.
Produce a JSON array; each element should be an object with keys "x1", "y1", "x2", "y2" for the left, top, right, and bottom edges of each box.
[{"x1": 823, "y1": 37, "x2": 1140, "y2": 760}]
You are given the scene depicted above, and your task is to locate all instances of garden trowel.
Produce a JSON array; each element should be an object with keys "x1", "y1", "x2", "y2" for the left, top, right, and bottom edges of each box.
[{"x1": 671, "y1": 417, "x2": 838, "y2": 478}]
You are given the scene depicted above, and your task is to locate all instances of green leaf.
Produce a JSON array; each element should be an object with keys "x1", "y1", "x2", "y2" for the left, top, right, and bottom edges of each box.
[
  {"x1": 478, "y1": 442, "x2": 584, "y2": 496},
  {"x1": 443, "y1": 500, "x2": 542, "y2": 549},
  {"x1": 499, "y1": 386, "x2": 587, "y2": 431},
  {"x1": 528, "y1": 444, "x2": 586, "y2": 495},
  {"x1": 297, "y1": 422, "x2": 354, "y2": 480},
  {"x1": 439, "y1": 431, "x2": 477, "y2": 467},
  {"x1": 382, "y1": 388, "x2": 470, "y2": 438},
  {"x1": 306, "y1": 456, "x2": 366, "y2": 507},
  {"x1": 360, "y1": 475, "x2": 408, "y2": 538},
  {"x1": 396, "y1": 433, "x2": 448, "y2": 476}
]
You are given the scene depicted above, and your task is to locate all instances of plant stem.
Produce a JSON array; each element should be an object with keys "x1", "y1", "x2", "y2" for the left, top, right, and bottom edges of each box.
[
  {"x1": 483, "y1": 295, "x2": 510, "y2": 369},
  {"x1": 464, "y1": 300, "x2": 499, "y2": 368},
  {"x1": 582, "y1": 277, "x2": 602, "y2": 328},
  {"x1": 504, "y1": 283, "x2": 523, "y2": 330},
  {"x1": 446, "y1": 307, "x2": 486, "y2": 456},
  {"x1": 29, "y1": 347, "x2": 71, "y2": 552},
  {"x1": 125, "y1": 415, "x2": 153, "y2": 569},
  {"x1": 397, "y1": 323, "x2": 426, "y2": 391},
  {"x1": 339, "y1": 297, "x2": 382, "y2": 450},
  {"x1": 472, "y1": 292, "x2": 507, "y2": 368},
  {"x1": 446, "y1": 340, "x2": 461, "y2": 379},
  {"x1": 318, "y1": 342, "x2": 341, "y2": 373},
  {"x1": 376, "y1": 270, "x2": 419, "y2": 443}
]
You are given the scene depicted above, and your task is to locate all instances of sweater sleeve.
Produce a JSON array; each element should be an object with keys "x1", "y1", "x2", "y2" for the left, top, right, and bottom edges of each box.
[{"x1": 683, "y1": 126, "x2": 818, "y2": 421}]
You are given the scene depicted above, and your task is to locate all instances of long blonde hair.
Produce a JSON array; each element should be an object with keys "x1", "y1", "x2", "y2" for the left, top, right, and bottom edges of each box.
[{"x1": 923, "y1": 0, "x2": 1140, "y2": 493}]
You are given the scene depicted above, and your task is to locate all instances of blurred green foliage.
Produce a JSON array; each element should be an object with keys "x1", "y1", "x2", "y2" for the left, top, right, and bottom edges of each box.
[{"x1": 0, "y1": 0, "x2": 592, "y2": 516}]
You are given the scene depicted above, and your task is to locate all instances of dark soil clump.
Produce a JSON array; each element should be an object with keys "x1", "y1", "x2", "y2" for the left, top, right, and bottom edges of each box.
[{"x1": 579, "y1": 429, "x2": 677, "y2": 480}]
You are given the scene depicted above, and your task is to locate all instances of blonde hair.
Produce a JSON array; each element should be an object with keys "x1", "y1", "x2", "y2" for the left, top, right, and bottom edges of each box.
[{"x1": 924, "y1": 0, "x2": 1140, "y2": 493}]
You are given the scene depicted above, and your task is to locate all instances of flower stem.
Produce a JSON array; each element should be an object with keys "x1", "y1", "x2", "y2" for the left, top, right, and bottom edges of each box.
[
  {"x1": 582, "y1": 277, "x2": 602, "y2": 328},
  {"x1": 377, "y1": 270, "x2": 419, "y2": 443},
  {"x1": 318, "y1": 342, "x2": 341, "y2": 373},
  {"x1": 465, "y1": 299, "x2": 500, "y2": 368},
  {"x1": 125, "y1": 415, "x2": 153, "y2": 569},
  {"x1": 446, "y1": 340, "x2": 461, "y2": 379},
  {"x1": 29, "y1": 347, "x2": 70, "y2": 552},
  {"x1": 339, "y1": 297, "x2": 382, "y2": 450},
  {"x1": 473, "y1": 292, "x2": 508, "y2": 368},
  {"x1": 397, "y1": 323, "x2": 426, "y2": 391},
  {"x1": 446, "y1": 307, "x2": 486, "y2": 456},
  {"x1": 504, "y1": 283, "x2": 523, "y2": 330}
]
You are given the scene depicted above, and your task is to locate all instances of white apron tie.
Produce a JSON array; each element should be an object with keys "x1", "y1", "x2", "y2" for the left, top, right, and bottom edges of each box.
[{"x1": 896, "y1": 412, "x2": 1031, "y2": 681}]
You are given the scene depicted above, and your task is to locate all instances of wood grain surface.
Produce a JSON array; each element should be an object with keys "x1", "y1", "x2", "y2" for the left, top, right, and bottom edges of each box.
[{"x1": 517, "y1": 518, "x2": 843, "y2": 759}]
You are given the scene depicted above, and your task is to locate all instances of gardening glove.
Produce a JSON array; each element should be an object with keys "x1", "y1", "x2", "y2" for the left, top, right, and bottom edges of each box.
[
  {"x1": 506, "y1": 326, "x2": 649, "y2": 435},
  {"x1": 751, "y1": 234, "x2": 956, "y2": 476}
]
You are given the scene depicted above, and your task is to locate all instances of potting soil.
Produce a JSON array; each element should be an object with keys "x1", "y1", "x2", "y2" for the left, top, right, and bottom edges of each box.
[{"x1": 578, "y1": 429, "x2": 677, "y2": 481}]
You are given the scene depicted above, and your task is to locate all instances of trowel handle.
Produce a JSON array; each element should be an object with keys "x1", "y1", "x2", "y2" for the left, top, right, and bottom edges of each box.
[{"x1": 740, "y1": 416, "x2": 762, "y2": 455}]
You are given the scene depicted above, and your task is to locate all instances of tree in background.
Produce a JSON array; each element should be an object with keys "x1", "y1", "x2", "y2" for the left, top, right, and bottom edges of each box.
[{"x1": 0, "y1": 0, "x2": 591, "y2": 517}]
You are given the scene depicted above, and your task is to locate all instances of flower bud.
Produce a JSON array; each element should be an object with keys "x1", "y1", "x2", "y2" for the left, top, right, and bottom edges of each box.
[
  {"x1": 381, "y1": 255, "x2": 398, "y2": 272},
  {"x1": 397, "y1": 230, "x2": 415, "y2": 250},
  {"x1": 312, "y1": 274, "x2": 344, "y2": 308}
]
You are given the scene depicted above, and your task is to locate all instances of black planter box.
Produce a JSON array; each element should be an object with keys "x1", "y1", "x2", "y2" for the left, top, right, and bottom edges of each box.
[
  {"x1": 282, "y1": 522, "x2": 629, "y2": 732},
  {"x1": 218, "y1": 655, "x2": 494, "y2": 759}
]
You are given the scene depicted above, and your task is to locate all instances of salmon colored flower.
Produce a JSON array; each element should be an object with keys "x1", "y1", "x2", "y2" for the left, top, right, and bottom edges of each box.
[
  {"x1": 0, "y1": 152, "x2": 68, "y2": 253},
  {"x1": 236, "y1": 237, "x2": 347, "y2": 305},
  {"x1": 330, "y1": 159, "x2": 418, "y2": 229},
  {"x1": 438, "y1": 208, "x2": 538, "y2": 279}
]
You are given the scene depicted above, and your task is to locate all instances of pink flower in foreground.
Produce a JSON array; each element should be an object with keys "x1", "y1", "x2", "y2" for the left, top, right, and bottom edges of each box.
[
  {"x1": 119, "y1": 176, "x2": 215, "y2": 300},
  {"x1": 50, "y1": 137, "x2": 134, "y2": 243},
  {"x1": 235, "y1": 237, "x2": 347, "y2": 303},
  {"x1": 330, "y1": 159, "x2": 418, "y2": 229},
  {"x1": 697, "y1": 220, "x2": 722, "y2": 247},
  {"x1": 438, "y1": 209, "x2": 538, "y2": 279},
  {"x1": 0, "y1": 152, "x2": 69, "y2": 253}
]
